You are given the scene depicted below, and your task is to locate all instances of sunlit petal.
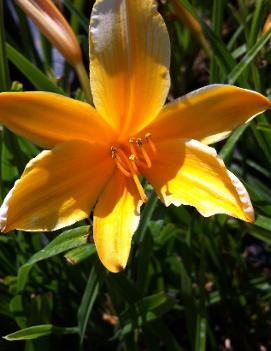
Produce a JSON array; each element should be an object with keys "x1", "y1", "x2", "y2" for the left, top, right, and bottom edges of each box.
[
  {"x1": 0, "y1": 92, "x2": 115, "y2": 148},
  {"x1": 0, "y1": 141, "x2": 114, "y2": 232},
  {"x1": 93, "y1": 171, "x2": 142, "y2": 273},
  {"x1": 146, "y1": 85, "x2": 271, "y2": 144},
  {"x1": 89, "y1": 0, "x2": 170, "y2": 138},
  {"x1": 142, "y1": 138, "x2": 254, "y2": 222}
]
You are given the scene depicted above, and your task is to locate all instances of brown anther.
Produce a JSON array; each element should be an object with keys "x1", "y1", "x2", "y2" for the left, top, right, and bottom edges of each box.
[
  {"x1": 111, "y1": 146, "x2": 117, "y2": 159},
  {"x1": 145, "y1": 132, "x2": 152, "y2": 140},
  {"x1": 129, "y1": 138, "x2": 135, "y2": 144},
  {"x1": 136, "y1": 138, "x2": 143, "y2": 146}
]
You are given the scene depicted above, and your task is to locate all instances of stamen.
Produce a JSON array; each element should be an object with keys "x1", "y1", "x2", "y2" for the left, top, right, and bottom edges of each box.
[
  {"x1": 111, "y1": 146, "x2": 131, "y2": 177},
  {"x1": 132, "y1": 174, "x2": 149, "y2": 203},
  {"x1": 111, "y1": 144, "x2": 149, "y2": 203},
  {"x1": 145, "y1": 133, "x2": 156, "y2": 153},
  {"x1": 129, "y1": 138, "x2": 139, "y2": 158},
  {"x1": 129, "y1": 154, "x2": 140, "y2": 175},
  {"x1": 136, "y1": 138, "x2": 152, "y2": 168},
  {"x1": 115, "y1": 155, "x2": 131, "y2": 177},
  {"x1": 129, "y1": 138, "x2": 148, "y2": 168},
  {"x1": 128, "y1": 154, "x2": 148, "y2": 203}
]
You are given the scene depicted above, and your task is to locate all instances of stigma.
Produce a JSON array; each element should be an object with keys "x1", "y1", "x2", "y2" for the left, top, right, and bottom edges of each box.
[{"x1": 111, "y1": 133, "x2": 156, "y2": 203}]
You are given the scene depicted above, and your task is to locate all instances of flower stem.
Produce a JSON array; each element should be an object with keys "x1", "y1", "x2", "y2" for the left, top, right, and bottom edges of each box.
[{"x1": 74, "y1": 61, "x2": 93, "y2": 105}]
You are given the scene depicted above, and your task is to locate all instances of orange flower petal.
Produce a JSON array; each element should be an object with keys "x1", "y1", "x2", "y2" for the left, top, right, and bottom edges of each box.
[
  {"x1": 89, "y1": 0, "x2": 170, "y2": 138},
  {"x1": 142, "y1": 138, "x2": 254, "y2": 222},
  {"x1": 0, "y1": 92, "x2": 115, "y2": 148},
  {"x1": 147, "y1": 85, "x2": 271, "y2": 144},
  {"x1": 0, "y1": 141, "x2": 114, "y2": 232},
  {"x1": 93, "y1": 171, "x2": 143, "y2": 273},
  {"x1": 15, "y1": 0, "x2": 82, "y2": 65}
]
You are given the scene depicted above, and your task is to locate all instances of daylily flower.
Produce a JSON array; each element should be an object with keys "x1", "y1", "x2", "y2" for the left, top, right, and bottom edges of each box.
[
  {"x1": 15, "y1": 0, "x2": 92, "y2": 103},
  {"x1": 0, "y1": 0, "x2": 270, "y2": 272}
]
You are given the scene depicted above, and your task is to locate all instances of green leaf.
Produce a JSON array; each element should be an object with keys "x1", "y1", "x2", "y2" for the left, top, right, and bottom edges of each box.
[
  {"x1": 136, "y1": 193, "x2": 158, "y2": 244},
  {"x1": 219, "y1": 125, "x2": 248, "y2": 162},
  {"x1": 247, "y1": 0, "x2": 264, "y2": 48},
  {"x1": 255, "y1": 215, "x2": 271, "y2": 232},
  {"x1": 6, "y1": 43, "x2": 64, "y2": 94},
  {"x1": 256, "y1": 123, "x2": 271, "y2": 133},
  {"x1": 16, "y1": 226, "x2": 90, "y2": 292},
  {"x1": 78, "y1": 262, "x2": 105, "y2": 345},
  {"x1": 27, "y1": 226, "x2": 90, "y2": 266},
  {"x1": 228, "y1": 29, "x2": 271, "y2": 84},
  {"x1": 64, "y1": 244, "x2": 96, "y2": 265},
  {"x1": 63, "y1": 0, "x2": 89, "y2": 33},
  {"x1": 195, "y1": 316, "x2": 207, "y2": 351},
  {"x1": 3, "y1": 325, "x2": 78, "y2": 341},
  {"x1": 210, "y1": 0, "x2": 226, "y2": 83}
]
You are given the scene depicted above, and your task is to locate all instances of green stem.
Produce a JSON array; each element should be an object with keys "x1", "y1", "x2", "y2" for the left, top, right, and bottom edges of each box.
[{"x1": 74, "y1": 61, "x2": 93, "y2": 105}]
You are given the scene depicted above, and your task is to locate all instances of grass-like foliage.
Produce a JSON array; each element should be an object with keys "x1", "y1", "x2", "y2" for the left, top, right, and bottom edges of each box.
[{"x1": 1, "y1": 0, "x2": 271, "y2": 350}]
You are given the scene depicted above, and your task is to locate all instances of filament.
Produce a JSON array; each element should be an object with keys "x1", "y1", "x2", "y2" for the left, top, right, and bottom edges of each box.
[
  {"x1": 135, "y1": 138, "x2": 152, "y2": 168},
  {"x1": 111, "y1": 145, "x2": 148, "y2": 203},
  {"x1": 145, "y1": 133, "x2": 156, "y2": 153}
]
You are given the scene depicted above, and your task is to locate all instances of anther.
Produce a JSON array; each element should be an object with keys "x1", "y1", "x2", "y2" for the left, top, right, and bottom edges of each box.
[
  {"x1": 136, "y1": 138, "x2": 143, "y2": 146},
  {"x1": 111, "y1": 146, "x2": 117, "y2": 159}
]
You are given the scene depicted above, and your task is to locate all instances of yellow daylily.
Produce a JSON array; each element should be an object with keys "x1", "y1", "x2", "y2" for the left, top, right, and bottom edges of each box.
[{"x1": 0, "y1": 0, "x2": 270, "y2": 273}]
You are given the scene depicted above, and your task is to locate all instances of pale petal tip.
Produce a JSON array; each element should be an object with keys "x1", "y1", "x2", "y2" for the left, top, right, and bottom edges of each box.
[
  {"x1": 228, "y1": 171, "x2": 255, "y2": 223},
  {"x1": 0, "y1": 184, "x2": 16, "y2": 233}
]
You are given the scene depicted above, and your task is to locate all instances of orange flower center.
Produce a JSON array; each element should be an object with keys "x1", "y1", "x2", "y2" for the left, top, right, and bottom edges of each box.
[{"x1": 111, "y1": 133, "x2": 156, "y2": 203}]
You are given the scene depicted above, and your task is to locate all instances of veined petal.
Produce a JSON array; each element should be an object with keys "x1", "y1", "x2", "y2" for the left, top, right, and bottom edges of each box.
[
  {"x1": 143, "y1": 138, "x2": 254, "y2": 222},
  {"x1": 93, "y1": 171, "x2": 142, "y2": 273},
  {"x1": 0, "y1": 141, "x2": 114, "y2": 232},
  {"x1": 89, "y1": 0, "x2": 170, "y2": 138},
  {"x1": 147, "y1": 85, "x2": 271, "y2": 144},
  {"x1": 15, "y1": 0, "x2": 82, "y2": 66},
  {"x1": 0, "y1": 92, "x2": 115, "y2": 148}
]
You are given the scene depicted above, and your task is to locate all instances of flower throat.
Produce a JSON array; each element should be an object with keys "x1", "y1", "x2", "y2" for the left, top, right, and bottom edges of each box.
[{"x1": 111, "y1": 133, "x2": 156, "y2": 203}]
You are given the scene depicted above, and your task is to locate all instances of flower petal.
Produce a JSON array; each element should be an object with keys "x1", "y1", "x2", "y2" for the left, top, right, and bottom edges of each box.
[
  {"x1": 0, "y1": 92, "x2": 115, "y2": 148},
  {"x1": 0, "y1": 141, "x2": 114, "y2": 232},
  {"x1": 147, "y1": 85, "x2": 271, "y2": 144},
  {"x1": 93, "y1": 171, "x2": 142, "y2": 273},
  {"x1": 89, "y1": 0, "x2": 170, "y2": 138},
  {"x1": 142, "y1": 138, "x2": 254, "y2": 222}
]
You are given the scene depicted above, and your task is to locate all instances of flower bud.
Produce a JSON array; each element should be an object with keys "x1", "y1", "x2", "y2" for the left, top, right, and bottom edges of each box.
[
  {"x1": 263, "y1": 14, "x2": 271, "y2": 34},
  {"x1": 15, "y1": 0, "x2": 82, "y2": 66}
]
